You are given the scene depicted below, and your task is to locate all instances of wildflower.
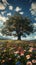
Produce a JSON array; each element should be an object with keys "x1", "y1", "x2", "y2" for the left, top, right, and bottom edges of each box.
[
  {"x1": 20, "y1": 53, "x2": 24, "y2": 56},
  {"x1": 24, "y1": 50, "x2": 26, "y2": 52},
  {"x1": 32, "y1": 59, "x2": 36, "y2": 63},
  {"x1": 1, "y1": 60, "x2": 5, "y2": 63},
  {"x1": 26, "y1": 61, "x2": 32, "y2": 65},
  {"x1": 26, "y1": 55, "x2": 30, "y2": 59},
  {"x1": 14, "y1": 51, "x2": 19, "y2": 54},
  {"x1": 29, "y1": 47, "x2": 33, "y2": 52},
  {"x1": 20, "y1": 51, "x2": 24, "y2": 56}
]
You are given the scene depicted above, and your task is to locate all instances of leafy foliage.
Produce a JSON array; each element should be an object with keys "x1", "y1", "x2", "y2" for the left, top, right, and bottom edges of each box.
[{"x1": 1, "y1": 13, "x2": 33, "y2": 40}]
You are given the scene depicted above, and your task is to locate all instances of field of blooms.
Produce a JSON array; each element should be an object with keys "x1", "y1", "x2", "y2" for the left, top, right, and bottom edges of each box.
[{"x1": 0, "y1": 40, "x2": 36, "y2": 65}]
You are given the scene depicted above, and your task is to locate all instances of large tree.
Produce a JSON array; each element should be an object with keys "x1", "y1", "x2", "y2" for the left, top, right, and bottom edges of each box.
[{"x1": 1, "y1": 13, "x2": 33, "y2": 40}]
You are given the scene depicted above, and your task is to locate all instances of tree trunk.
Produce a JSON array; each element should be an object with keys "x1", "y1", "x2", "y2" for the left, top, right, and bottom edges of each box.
[
  {"x1": 17, "y1": 30, "x2": 23, "y2": 40},
  {"x1": 18, "y1": 34, "x2": 21, "y2": 40},
  {"x1": 17, "y1": 31, "x2": 23, "y2": 40}
]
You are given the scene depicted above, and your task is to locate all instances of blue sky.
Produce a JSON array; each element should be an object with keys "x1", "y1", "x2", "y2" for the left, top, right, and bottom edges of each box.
[{"x1": 0, "y1": 0, "x2": 36, "y2": 40}]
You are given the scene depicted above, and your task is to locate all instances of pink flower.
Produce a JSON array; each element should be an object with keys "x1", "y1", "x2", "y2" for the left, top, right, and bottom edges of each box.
[
  {"x1": 20, "y1": 53, "x2": 24, "y2": 56},
  {"x1": 32, "y1": 59, "x2": 36, "y2": 63},
  {"x1": 26, "y1": 61, "x2": 32, "y2": 65},
  {"x1": 19, "y1": 50, "x2": 24, "y2": 56}
]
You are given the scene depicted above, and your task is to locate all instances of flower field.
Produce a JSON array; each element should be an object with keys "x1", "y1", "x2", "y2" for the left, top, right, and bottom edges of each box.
[{"x1": 0, "y1": 40, "x2": 36, "y2": 65}]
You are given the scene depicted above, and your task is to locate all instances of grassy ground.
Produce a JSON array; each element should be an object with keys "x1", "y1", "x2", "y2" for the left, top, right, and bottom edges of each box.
[{"x1": 0, "y1": 40, "x2": 36, "y2": 47}]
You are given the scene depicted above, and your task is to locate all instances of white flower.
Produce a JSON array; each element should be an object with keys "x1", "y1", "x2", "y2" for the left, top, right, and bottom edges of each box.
[
  {"x1": 29, "y1": 49, "x2": 32, "y2": 52},
  {"x1": 14, "y1": 51, "x2": 19, "y2": 54},
  {"x1": 29, "y1": 47, "x2": 33, "y2": 52},
  {"x1": 26, "y1": 55, "x2": 30, "y2": 59}
]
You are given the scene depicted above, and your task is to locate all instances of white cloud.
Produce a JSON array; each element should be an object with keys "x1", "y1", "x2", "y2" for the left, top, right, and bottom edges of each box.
[
  {"x1": 34, "y1": 18, "x2": 36, "y2": 21},
  {"x1": 21, "y1": 36, "x2": 32, "y2": 40},
  {"x1": 31, "y1": 3, "x2": 36, "y2": 10},
  {"x1": 30, "y1": 3, "x2": 36, "y2": 16},
  {"x1": 33, "y1": 23, "x2": 36, "y2": 31},
  {"x1": 7, "y1": 13, "x2": 12, "y2": 16},
  {"x1": 19, "y1": 12, "x2": 24, "y2": 15},
  {"x1": 12, "y1": 31, "x2": 16, "y2": 35},
  {"x1": 0, "y1": 15, "x2": 8, "y2": 22},
  {"x1": 2, "y1": 0, "x2": 9, "y2": 6},
  {"x1": 30, "y1": 10, "x2": 36, "y2": 16},
  {"x1": 21, "y1": 34, "x2": 36, "y2": 40},
  {"x1": 15, "y1": 6, "x2": 22, "y2": 12},
  {"x1": 9, "y1": 6, "x2": 13, "y2": 10},
  {"x1": 1, "y1": 11, "x2": 6, "y2": 15},
  {"x1": 0, "y1": 3, "x2": 5, "y2": 10},
  {"x1": 31, "y1": 11, "x2": 35, "y2": 15},
  {"x1": 34, "y1": 36, "x2": 36, "y2": 39},
  {"x1": 0, "y1": 0, "x2": 9, "y2": 10},
  {"x1": 0, "y1": 33, "x2": 3, "y2": 36},
  {"x1": 1, "y1": 12, "x2": 4, "y2": 15},
  {"x1": 3, "y1": 17, "x2": 8, "y2": 22},
  {"x1": 33, "y1": 23, "x2": 36, "y2": 26}
]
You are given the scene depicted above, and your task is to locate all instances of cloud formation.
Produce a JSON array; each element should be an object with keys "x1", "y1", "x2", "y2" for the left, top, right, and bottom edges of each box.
[
  {"x1": 7, "y1": 12, "x2": 12, "y2": 16},
  {"x1": 15, "y1": 6, "x2": 22, "y2": 12},
  {"x1": 2, "y1": 0, "x2": 9, "y2": 6},
  {"x1": 30, "y1": 3, "x2": 36, "y2": 16},
  {"x1": 33, "y1": 23, "x2": 36, "y2": 26},
  {"x1": 31, "y1": 3, "x2": 36, "y2": 10},
  {"x1": 34, "y1": 18, "x2": 36, "y2": 21},
  {"x1": 0, "y1": 15, "x2": 8, "y2": 22},
  {"x1": 19, "y1": 12, "x2": 24, "y2": 15},
  {"x1": 34, "y1": 36, "x2": 36, "y2": 39},
  {"x1": 9, "y1": 6, "x2": 13, "y2": 10},
  {"x1": 1, "y1": 11, "x2": 6, "y2": 15},
  {"x1": 0, "y1": 3, "x2": 5, "y2": 10}
]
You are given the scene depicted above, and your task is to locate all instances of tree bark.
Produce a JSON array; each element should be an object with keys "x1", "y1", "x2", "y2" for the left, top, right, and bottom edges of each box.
[
  {"x1": 18, "y1": 34, "x2": 21, "y2": 40},
  {"x1": 17, "y1": 30, "x2": 23, "y2": 40}
]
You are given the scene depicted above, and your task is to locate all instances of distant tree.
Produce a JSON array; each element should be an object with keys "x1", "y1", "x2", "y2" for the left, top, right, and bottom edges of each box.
[{"x1": 1, "y1": 13, "x2": 33, "y2": 40}]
